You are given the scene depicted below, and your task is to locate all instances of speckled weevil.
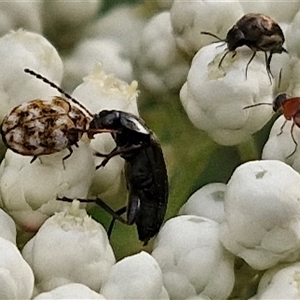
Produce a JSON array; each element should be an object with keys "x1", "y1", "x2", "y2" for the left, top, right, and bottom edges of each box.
[{"x1": 1, "y1": 69, "x2": 96, "y2": 163}]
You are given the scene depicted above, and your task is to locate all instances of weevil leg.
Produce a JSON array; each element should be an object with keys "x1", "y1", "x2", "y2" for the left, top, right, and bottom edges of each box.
[
  {"x1": 30, "y1": 156, "x2": 38, "y2": 163},
  {"x1": 245, "y1": 51, "x2": 256, "y2": 80},
  {"x1": 61, "y1": 147, "x2": 73, "y2": 169},
  {"x1": 286, "y1": 123, "x2": 298, "y2": 158}
]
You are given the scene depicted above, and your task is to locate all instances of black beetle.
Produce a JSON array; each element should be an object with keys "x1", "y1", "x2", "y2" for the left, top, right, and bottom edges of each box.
[
  {"x1": 201, "y1": 13, "x2": 287, "y2": 80},
  {"x1": 62, "y1": 110, "x2": 169, "y2": 245}
]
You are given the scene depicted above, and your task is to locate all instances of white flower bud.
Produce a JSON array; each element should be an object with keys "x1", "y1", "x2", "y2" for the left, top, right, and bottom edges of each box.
[
  {"x1": 101, "y1": 251, "x2": 168, "y2": 299},
  {"x1": 33, "y1": 283, "x2": 106, "y2": 300},
  {"x1": 135, "y1": 11, "x2": 189, "y2": 95},
  {"x1": 0, "y1": 237, "x2": 34, "y2": 299},
  {"x1": 85, "y1": 5, "x2": 146, "y2": 60},
  {"x1": 220, "y1": 160, "x2": 300, "y2": 270},
  {"x1": 22, "y1": 200, "x2": 115, "y2": 294},
  {"x1": 72, "y1": 64, "x2": 139, "y2": 203},
  {"x1": 170, "y1": 0, "x2": 244, "y2": 56},
  {"x1": 0, "y1": 1, "x2": 42, "y2": 35},
  {"x1": 178, "y1": 183, "x2": 226, "y2": 223},
  {"x1": 63, "y1": 38, "x2": 133, "y2": 92},
  {"x1": 286, "y1": 10, "x2": 300, "y2": 58},
  {"x1": 0, "y1": 208, "x2": 16, "y2": 244},
  {"x1": 250, "y1": 262, "x2": 300, "y2": 299},
  {"x1": 152, "y1": 215, "x2": 235, "y2": 299},
  {"x1": 0, "y1": 29, "x2": 63, "y2": 118},
  {"x1": 0, "y1": 140, "x2": 95, "y2": 233},
  {"x1": 180, "y1": 43, "x2": 274, "y2": 146},
  {"x1": 262, "y1": 116, "x2": 300, "y2": 172}
]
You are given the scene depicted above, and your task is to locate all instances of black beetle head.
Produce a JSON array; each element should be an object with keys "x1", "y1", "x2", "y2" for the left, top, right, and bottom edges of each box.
[
  {"x1": 273, "y1": 93, "x2": 291, "y2": 112},
  {"x1": 90, "y1": 110, "x2": 121, "y2": 130},
  {"x1": 226, "y1": 25, "x2": 245, "y2": 51}
]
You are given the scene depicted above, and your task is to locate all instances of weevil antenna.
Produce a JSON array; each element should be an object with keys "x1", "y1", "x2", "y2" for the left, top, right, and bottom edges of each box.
[{"x1": 24, "y1": 68, "x2": 94, "y2": 118}]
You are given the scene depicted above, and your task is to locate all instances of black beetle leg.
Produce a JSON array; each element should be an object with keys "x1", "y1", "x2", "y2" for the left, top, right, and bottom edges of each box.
[
  {"x1": 57, "y1": 196, "x2": 130, "y2": 239},
  {"x1": 107, "y1": 206, "x2": 127, "y2": 238},
  {"x1": 96, "y1": 144, "x2": 144, "y2": 169}
]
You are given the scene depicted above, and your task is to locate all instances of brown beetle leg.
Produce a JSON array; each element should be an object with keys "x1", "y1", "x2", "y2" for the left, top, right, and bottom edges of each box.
[{"x1": 245, "y1": 51, "x2": 256, "y2": 80}]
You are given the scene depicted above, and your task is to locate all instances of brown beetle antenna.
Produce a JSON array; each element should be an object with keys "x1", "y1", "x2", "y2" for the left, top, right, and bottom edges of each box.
[
  {"x1": 243, "y1": 102, "x2": 273, "y2": 109},
  {"x1": 201, "y1": 31, "x2": 226, "y2": 42},
  {"x1": 24, "y1": 68, "x2": 94, "y2": 118}
]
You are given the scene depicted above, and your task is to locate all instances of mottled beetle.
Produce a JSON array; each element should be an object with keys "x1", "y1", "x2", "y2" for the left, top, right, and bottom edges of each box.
[
  {"x1": 1, "y1": 69, "x2": 95, "y2": 163},
  {"x1": 61, "y1": 110, "x2": 169, "y2": 245},
  {"x1": 201, "y1": 13, "x2": 287, "y2": 80}
]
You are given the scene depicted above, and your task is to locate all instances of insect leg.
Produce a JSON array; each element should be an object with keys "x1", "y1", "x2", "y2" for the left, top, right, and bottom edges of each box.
[
  {"x1": 61, "y1": 147, "x2": 73, "y2": 169},
  {"x1": 277, "y1": 119, "x2": 287, "y2": 136},
  {"x1": 265, "y1": 52, "x2": 274, "y2": 83},
  {"x1": 286, "y1": 123, "x2": 298, "y2": 158},
  {"x1": 57, "y1": 196, "x2": 129, "y2": 226},
  {"x1": 218, "y1": 50, "x2": 230, "y2": 68},
  {"x1": 96, "y1": 144, "x2": 144, "y2": 169},
  {"x1": 107, "y1": 206, "x2": 127, "y2": 238},
  {"x1": 30, "y1": 156, "x2": 38, "y2": 163},
  {"x1": 245, "y1": 51, "x2": 256, "y2": 80}
]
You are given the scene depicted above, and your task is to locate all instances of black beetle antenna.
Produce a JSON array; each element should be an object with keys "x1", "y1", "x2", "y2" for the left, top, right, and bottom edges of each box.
[
  {"x1": 24, "y1": 68, "x2": 94, "y2": 118},
  {"x1": 201, "y1": 31, "x2": 226, "y2": 42}
]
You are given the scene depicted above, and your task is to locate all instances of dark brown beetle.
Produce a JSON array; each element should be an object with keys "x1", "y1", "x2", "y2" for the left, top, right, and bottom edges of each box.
[{"x1": 201, "y1": 13, "x2": 287, "y2": 80}]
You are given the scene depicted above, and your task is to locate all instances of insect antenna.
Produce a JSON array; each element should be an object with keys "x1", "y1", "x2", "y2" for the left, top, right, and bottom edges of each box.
[
  {"x1": 24, "y1": 68, "x2": 94, "y2": 118},
  {"x1": 243, "y1": 102, "x2": 273, "y2": 109},
  {"x1": 201, "y1": 31, "x2": 225, "y2": 42}
]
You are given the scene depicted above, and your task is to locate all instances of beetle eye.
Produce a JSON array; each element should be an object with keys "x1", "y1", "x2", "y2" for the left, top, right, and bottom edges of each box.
[{"x1": 98, "y1": 110, "x2": 119, "y2": 127}]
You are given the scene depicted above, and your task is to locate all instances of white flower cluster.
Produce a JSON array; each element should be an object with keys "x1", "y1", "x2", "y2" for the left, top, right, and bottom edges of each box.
[{"x1": 1, "y1": 0, "x2": 300, "y2": 299}]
